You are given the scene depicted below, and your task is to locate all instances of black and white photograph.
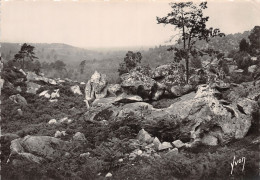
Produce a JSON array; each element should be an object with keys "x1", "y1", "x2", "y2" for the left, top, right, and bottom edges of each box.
[{"x1": 0, "y1": 0, "x2": 260, "y2": 179}]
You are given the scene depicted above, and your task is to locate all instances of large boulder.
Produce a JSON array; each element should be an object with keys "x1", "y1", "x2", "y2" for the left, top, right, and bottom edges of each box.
[
  {"x1": 87, "y1": 84, "x2": 257, "y2": 146},
  {"x1": 162, "y1": 85, "x2": 253, "y2": 144},
  {"x1": 9, "y1": 135, "x2": 71, "y2": 165},
  {"x1": 85, "y1": 71, "x2": 108, "y2": 102}
]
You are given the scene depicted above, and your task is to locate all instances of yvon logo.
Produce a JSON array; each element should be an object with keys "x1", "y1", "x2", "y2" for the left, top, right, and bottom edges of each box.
[{"x1": 230, "y1": 155, "x2": 246, "y2": 175}]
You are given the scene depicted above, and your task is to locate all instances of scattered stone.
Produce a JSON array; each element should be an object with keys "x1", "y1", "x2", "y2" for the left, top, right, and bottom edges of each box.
[
  {"x1": 73, "y1": 132, "x2": 86, "y2": 141},
  {"x1": 105, "y1": 172, "x2": 112, "y2": 178},
  {"x1": 39, "y1": 90, "x2": 49, "y2": 97},
  {"x1": 137, "y1": 129, "x2": 153, "y2": 143},
  {"x1": 65, "y1": 78, "x2": 73, "y2": 82},
  {"x1": 80, "y1": 152, "x2": 90, "y2": 158},
  {"x1": 50, "y1": 89, "x2": 60, "y2": 99},
  {"x1": 145, "y1": 143, "x2": 155, "y2": 149},
  {"x1": 56, "y1": 78, "x2": 65, "y2": 83},
  {"x1": 54, "y1": 131, "x2": 66, "y2": 138},
  {"x1": 17, "y1": 109, "x2": 23, "y2": 116},
  {"x1": 71, "y1": 85, "x2": 82, "y2": 95},
  {"x1": 45, "y1": 93, "x2": 51, "y2": 99},
  {"x1": 165, "y1": 148, "x2": 178, "y2": 156},
  {"x1": 16, "y1": 86, "x2": 22, "y2": 92},
  {"x1": 252, "y1": 137, "x2": 260, "y2": 144},
  {"x1": 48, "y1": 79, "x2": 57, "y2": 85},
  {"x1": 19, "y1": 69, "x2": 26, "y2": 76},
  {"x1": 137, "y1": 150, "x2": 143, "y2": 155},
  {"x1": 172, "y1": 140, "x2": 185, "y2": 148},
  {"x1": 49, "y1": 99, "x2": 58, "y2": 103},
  {"x1": 58, "y1": 117, "x2": 73, "y2": 124},
  {"x1": 158, "y1": 142, "x2": 173, "y2": 151},
  {"x1": 64, "y1": 152, "x2": 71, "y2": 158},
  {"x1": 48, "y1": 119, "x2": 57, "y2": 125},
  {"x1": 153, "y1": 137, "x2": 161, "y2": 150},
  {"x1": 234, "y1": 69, "x2": 244, "y2": 73},
  {"x1": 129, "y1": 149, "x2": 143, "y2": 160}
]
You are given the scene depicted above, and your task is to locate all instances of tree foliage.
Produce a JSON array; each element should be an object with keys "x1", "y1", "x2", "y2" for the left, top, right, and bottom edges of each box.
[
  {"x1": 13, "y1": 43, "x2": 38, "y2": 70},
  {"x1": 118, "y1": 51, "x2": 142, "y2": 75},
  {"x1": 239, "y1": 38, "x2": 250, "y2": 52},
  {"x1": 248, "y1": 26, "x2": 260, "y2": 55},
  {"x1": 234, "y1": 51, "x2": 252, "y2": 70},
  {"x1": 157, "y1": 1, "x2": 224, "y2": 83},
  {"x1": 51, "y1": 60, "x2": 66, "y2": 72},
  {"x1": 79, "y1": 60, "x2": 87, "y2": 74}
]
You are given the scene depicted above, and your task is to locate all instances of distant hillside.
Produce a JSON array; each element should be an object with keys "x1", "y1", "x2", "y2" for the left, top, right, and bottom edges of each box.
[
  {"x1": 1, "y1": 42, "x2": 125, "y2": 67},
  {"x1": 1, "y1": 29, "x2": 251, "y2": 66},
  {"x1": 0, "y1": 29, "x2": 253, "y2": 83},
  {"x1": 194, "y1": 30, "x2": 251, "y2": 53}
]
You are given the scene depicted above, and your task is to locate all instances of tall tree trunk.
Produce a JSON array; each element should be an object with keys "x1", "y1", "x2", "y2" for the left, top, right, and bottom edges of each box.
[
  {"x1": 186, "y1": 57, "x2": 189, "y2": 84},
  {"x1": 22, "y1": 58, "x2": 25, "y2": 70},
  {"x1": 186, "y1": 35, "x2": 192, "y2": 84}
]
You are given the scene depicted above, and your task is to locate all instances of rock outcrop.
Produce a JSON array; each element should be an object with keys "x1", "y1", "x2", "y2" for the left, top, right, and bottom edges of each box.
[
  {"x1": 86, "y1": 84, "x2": 258, "y2": 146},
  {"x1": 85, "y1": 71, "x2": 108, "y2": 106}
]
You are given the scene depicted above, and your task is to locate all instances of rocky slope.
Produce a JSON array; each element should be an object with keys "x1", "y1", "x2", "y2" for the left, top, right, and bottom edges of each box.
[{"x1": 0, "y1": 62, "x2": 259, "y2": 180}]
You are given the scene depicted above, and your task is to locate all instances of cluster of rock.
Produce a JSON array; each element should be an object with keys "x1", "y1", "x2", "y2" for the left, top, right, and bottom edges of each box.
[
  {"x1": 1, "y1": 60, "x2": 259, "y2": 176},
  {"x1": 85, "y1": 81, "x2": 260, "y2": 146},
  {"x1": 127, "y1": 129, "x2": 184, "y2": 160},
  {"x1": 83, "y1": 63, "x2": 194, "y2": 108}
]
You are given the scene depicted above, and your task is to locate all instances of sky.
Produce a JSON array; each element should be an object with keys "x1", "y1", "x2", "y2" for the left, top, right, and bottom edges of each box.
[{"x1": 1, "y1": 0, "x2": 260, "y2": 48}]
